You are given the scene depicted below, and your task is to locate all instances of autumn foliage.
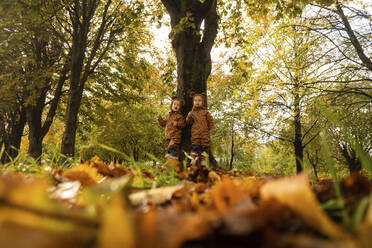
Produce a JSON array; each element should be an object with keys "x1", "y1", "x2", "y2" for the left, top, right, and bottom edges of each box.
[{"x1": 0, "y1": 157, "x2": 371, "y2": 248}]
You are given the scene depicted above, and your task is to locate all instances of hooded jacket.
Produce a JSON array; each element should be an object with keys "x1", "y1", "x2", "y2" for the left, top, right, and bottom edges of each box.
[
  {"x1": 186, "y1": 107, "x2": 214, "y2": 144},
  {"x1": 158, "y1": 100, "x2": 185, "y2": 145}
]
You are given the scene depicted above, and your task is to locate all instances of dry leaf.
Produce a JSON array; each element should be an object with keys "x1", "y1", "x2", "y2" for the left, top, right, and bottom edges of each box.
[
  {"x1": 210, "y1": 178, "x2": 246, "y2": 214},
  {"x1": 208, "y1": 171, "x2": 221, "y2": 181},
  {"x1": 280, "y1": 234, "x2": 356, "y2": 248},
  {"x1": 98, "y1": 197, "x2": 135, "y2": 248},
  {"x1": 129, "y1": 184, "x2": 184, "y2": 206},
  {"x1": 136, "y1": 208, "x2": 158, "y2": 248},
  {"x1": 49, "y1": 181, "x2": 81, "y2": 205},
  {"x1": 260, "y1": 173, "x2": 348, "y2": 240},
  {"x1": 62, "y1": 164, "x2": 98, "y2": 186}
]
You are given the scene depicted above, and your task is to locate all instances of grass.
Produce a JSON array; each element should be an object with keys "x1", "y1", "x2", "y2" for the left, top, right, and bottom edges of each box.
[
  {"x1": 99, "y1": 143, "x2": 180, "y2": 187},
  {"x1": 318, "y1": 104, "x2": 372, "y2": 234}
]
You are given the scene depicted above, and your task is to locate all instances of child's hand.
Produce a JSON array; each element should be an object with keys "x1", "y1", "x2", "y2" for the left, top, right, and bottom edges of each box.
[
  {"x1": 210, "y1": 128, "x2": 215, "y2": 134},
  {"x1": 172, "y1": 121, "x2": 177, "y2": 126}
]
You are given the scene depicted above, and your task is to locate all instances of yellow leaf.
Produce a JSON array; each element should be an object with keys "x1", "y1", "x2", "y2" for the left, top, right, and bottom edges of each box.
[
  {"x1": 98, "y1": 198, "x2": 135, "y2": 248},
  {"x1": 260, "y1": 173, "x2": 349, "y2": 240}
]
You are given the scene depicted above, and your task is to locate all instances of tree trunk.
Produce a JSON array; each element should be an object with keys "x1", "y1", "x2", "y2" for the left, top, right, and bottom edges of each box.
[
  {"x1": 229, "y1": 126, "x2": 234, "y2": 170},
  {"x1": 60, "y1": 0, "x2": 118, "y2": 160},
  {"x1": 161, "y1": 0, "x2": 218, "y2": 164},
  {"x1": 26, "y1": 66, "x2": 68, "y2": 160},
  {"x1": 60, "y1": 0, "x2": 92, "y2": 159},
  {"x1": 1, "y1": 108, "x2": 27, "y2": 164},
  {"x1": 26, "y1": 82, "x2": 49, "y2": 160},
  {"x1": 0, "y1": 121, "x2": 4, "y2": 153},
  {"x1": 293, "y1": 87, "x2": 304, "y2": 174},
  {"x1": 27, "y1": 105, "x2": 43, "y2": 160},
  {"x1": 61, "y1": 84, "x2": 85, "y2": 158},
  {"x1": 340, "y1": 144, "x2": 362, "y2": 174},
  {"x1": 306, "y1": 149, "x2": 319, "y2": 181}
]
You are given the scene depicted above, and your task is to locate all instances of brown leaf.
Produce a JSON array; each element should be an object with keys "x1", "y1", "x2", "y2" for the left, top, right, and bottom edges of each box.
[{"x1": 210, "y1": 178, "x2": 246, "y2": 214}]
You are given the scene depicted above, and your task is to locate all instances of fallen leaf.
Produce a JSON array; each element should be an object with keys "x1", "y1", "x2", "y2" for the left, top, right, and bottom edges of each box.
[
  {"x1": 98, "y1": 197, "x2": 135, "y2": 248},
  {"x1": 260, "y1": 173, "x2": 349, "y2": 240},
  {"x1": 62, "y1": 164, "x2": 98, "y2": 186},
  {"x1": 210, "y1": 178, "x2": 246, "y2": 214},
  {"x1": 49, "y1": 181, "x2": 81, "y2": 205},
  {"x1": 129, "y1": 184, "x2": 184, "y2": 206}
]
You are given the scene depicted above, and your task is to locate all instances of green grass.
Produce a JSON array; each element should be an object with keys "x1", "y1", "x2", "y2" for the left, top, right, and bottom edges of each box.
[{"x1": 318, "y1": 104, "x2": 372, "y2": 234}]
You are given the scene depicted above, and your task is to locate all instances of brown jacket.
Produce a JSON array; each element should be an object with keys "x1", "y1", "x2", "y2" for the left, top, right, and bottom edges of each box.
[
  {"x1": 186, "y1": 107, "x2": 214, "y2": 144},
  {"x1": 158, "y1": 111, "x2": 185, "y2": 145}
]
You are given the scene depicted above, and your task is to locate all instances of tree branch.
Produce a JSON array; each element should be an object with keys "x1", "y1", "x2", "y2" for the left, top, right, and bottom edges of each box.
[
  {"x1": 41, "y1": 62, "x2": 69, "y2": 138},
  {"x1": 336, "y1": 3, "x2": 372, "y2": 72},
  {"x1": 197, "y1": 0, "x2": 216, "y2": 17},
  {"x1": 160, "y1": 0, "x2": 179, "y2": 20},
  {"x1": 201, "y1": 0, "x2": 218, "y2": 55}
]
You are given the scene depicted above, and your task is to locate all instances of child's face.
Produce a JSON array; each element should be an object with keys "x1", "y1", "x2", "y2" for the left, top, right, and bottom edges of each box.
[
  {"x1": 172, "y1": 100, "x2": 181, "y2": 112},
  {"x1": 193, "y1": 95, "x2": 203, "y2": 108}
]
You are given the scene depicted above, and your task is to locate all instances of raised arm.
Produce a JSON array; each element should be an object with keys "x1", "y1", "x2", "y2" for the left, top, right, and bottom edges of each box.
[
  {"x1": 157, "y1": 115, "x2": 167, "y2": 127},
  {"x1": 186, "y1": 111, "x2": 194, "y2": 125}
]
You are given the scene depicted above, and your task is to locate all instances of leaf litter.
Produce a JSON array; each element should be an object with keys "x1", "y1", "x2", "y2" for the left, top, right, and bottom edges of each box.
[{"x1": 0, "y1": 157, "x2": 371, "y2": 248}]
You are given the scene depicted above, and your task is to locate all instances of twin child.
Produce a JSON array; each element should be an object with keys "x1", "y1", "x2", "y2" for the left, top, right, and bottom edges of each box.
[{"x1": 156, "y1": 93, "x2": 214, "y2": 167}]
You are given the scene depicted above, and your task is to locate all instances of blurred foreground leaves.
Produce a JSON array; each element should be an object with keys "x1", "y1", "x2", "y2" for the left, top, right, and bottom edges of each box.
[{"x1": 0, "y1": 157, "x2": 371, "y2": 248}]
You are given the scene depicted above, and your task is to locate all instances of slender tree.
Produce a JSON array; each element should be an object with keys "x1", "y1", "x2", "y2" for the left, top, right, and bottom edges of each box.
[{"x1": 58, "y1": 0, "x2": 137, "y2": 159}]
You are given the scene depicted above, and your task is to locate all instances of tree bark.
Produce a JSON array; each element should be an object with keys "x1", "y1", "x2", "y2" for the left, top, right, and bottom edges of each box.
[{"x1": 26, "y1": 95, "x2": 45, "y2": 159}]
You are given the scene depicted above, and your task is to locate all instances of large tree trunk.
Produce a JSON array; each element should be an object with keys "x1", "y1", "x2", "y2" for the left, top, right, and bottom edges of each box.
[
  {"x1": 1, "y1": 108, "x2": 27, "y2": 164},
  {"x1": 161, "y1": 0, "x2": 218, "y2": 163},
  {"x1": 60, "y1": 74, "x2": 85, "y2": 158},
  {"x1": 26, "y1": 78, "x2": 49, "y2": 159},
  {"x1": 60, "y1": 0, "x2": 93, "y2": 159}
]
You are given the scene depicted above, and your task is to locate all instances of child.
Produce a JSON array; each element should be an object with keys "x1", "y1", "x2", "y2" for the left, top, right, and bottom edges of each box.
[
  {"x1": 186, "y1": 92, "x2": 214, "y2": 165},
  {"x1": 157, "y1": 97, "x2": 186, "y2": 163}
]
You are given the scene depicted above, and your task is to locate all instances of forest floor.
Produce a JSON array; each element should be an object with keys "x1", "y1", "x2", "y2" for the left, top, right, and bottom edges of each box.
[{"x1": 0, "y1": 156, "x2": 371, "y2": 248}]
